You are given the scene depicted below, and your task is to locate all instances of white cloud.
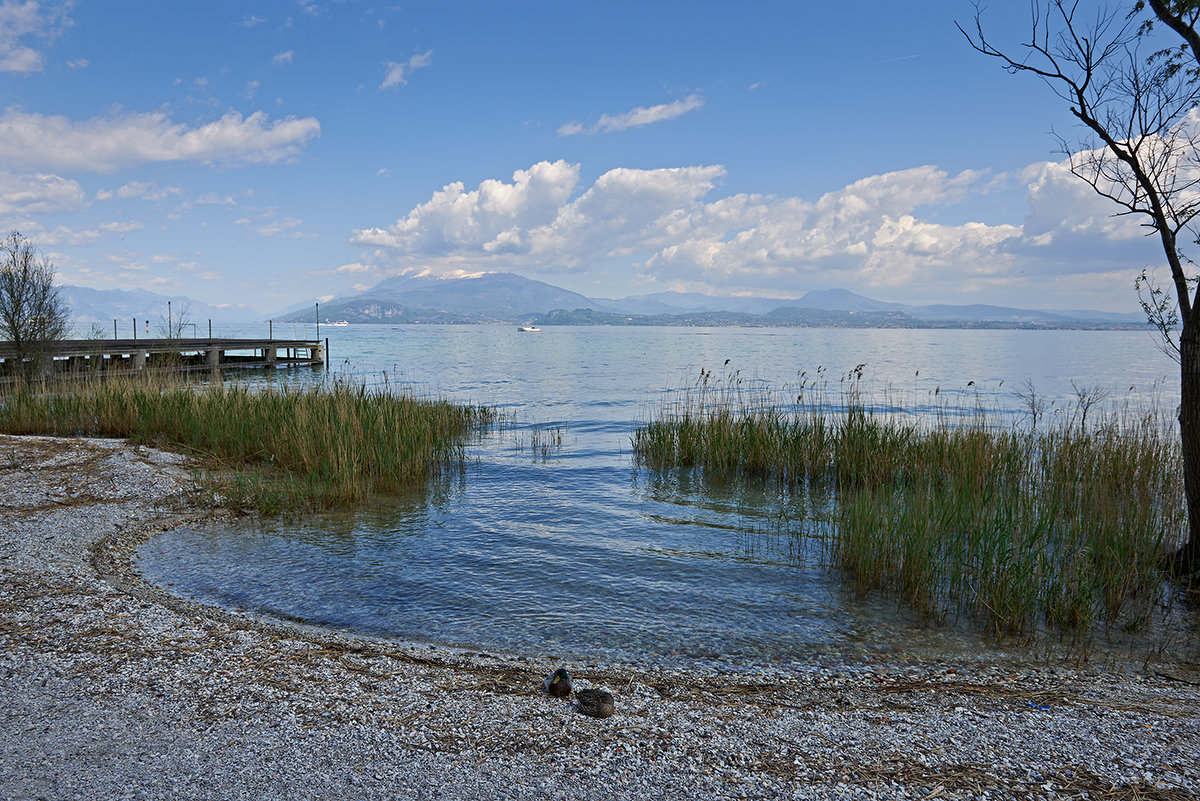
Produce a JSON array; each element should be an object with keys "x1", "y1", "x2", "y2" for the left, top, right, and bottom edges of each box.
[
  {"x1": 557, "y1": 94, "x2": 705, "y2": 137},
  {"x1": 192, "y1": 192, "x2": 236, "y2": 205},
  {"x1": 349, "y1": 151, "x2": 1183, "y2": 308},
  {"x1": 37, "y1": 221, "x2": 143, "y2": 247},
  {"x1": 335, "y1": 262, "x2": 374, "y2": 273},
  {"x1": 238, "y1": 14, "x2": 266, "y2": 27},
  {"x1": 236, "y1": 211, "x2": 314, "y2": 238},
  {"x1": 273, "y1": 49, "x2": 294, "y2": 66},
  {"x1": 0, "y1": 107, "x2": 321, "y2": 172},
  {"x1": 352, "y1": 160, "x2": 729, "y2": 273},
  {"x1": 101, "y1": 181, "x2": 179, "y2": 202},
  {"x1": 639, "y1": 165, "x2": 1020, "y2": 292},
  {"x1": 0, "y1": 0, "x2": 70, "y2": 74},
  {"x1": 0, "y1": 171, "x2": 85, "y2": 215},
  {"x1": 352, "y1": 160, "x2": 581, "y2": 252},
  {"x1": 523, "y1": 164, "x2": 727, "y2": 268},
  {"x1": 380, "y1": 50, "x2": 432, "y2": 90}
]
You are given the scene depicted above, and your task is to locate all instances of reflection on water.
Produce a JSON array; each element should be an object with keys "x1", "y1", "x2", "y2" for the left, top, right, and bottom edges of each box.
[
  {"x1": 137, "y1": 326, "x2": 1197, "y2": 668},
  {"x1": 140, "y1": 463, "x2": 1002, "y2": 669}
]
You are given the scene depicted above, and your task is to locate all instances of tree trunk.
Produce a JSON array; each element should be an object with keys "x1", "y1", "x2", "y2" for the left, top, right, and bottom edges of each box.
[{"x1": 1177, "y1": 318, "x2": 1200, "y2": 578}]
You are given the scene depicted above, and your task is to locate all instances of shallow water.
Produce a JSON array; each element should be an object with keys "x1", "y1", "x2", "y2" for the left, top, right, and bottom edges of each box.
[{"x1": 138, "y1": 325, "x2": 1193, "y2": 668}]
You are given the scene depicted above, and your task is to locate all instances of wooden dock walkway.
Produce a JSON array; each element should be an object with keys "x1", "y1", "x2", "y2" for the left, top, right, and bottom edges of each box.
[{"x1": 0, "y1": 337, "x2": 325, "y2": 376}]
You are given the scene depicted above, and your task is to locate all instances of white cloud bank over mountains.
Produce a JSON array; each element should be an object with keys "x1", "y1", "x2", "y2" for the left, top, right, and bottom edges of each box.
[{"x1": 350, "y1": 155, "x2": 1161, "y2": 306}]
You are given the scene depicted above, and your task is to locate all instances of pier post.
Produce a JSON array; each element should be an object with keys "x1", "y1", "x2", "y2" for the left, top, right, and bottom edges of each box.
[
  {"x1": 133, "y1": 350, "x2": 147, "y2": 370},
  {"x1": 264, "y1": 346, "x2": 277, "y2": 368},
  {"x1": 206, "y1": 348, "x2": 222, "y2": 368}
]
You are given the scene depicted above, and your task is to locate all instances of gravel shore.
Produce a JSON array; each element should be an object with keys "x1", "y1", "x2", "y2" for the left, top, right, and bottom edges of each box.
[{"x1": 2, "y1": 433, "x2": 1198, "y2": 801}]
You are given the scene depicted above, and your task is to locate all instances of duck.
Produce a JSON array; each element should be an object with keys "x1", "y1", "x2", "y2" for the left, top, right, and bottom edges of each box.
[
  {"x1": 543, "y1": 667, "x2": 572, "y2": 697},
  {"x1": 574, "y1": 687, "x2": 615, "y2": 719}
]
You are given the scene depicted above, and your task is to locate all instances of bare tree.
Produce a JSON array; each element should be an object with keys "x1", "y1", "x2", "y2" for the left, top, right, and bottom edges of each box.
[
  {"x1": 961, "y1": 2, "x2": 1200, "y2": 576},
  {"x1": 156, "y1": 302, "x2": 193, "y2": 339},
  {"x1": 0, "y1": 231, "x2": 70, "y2": 378}
]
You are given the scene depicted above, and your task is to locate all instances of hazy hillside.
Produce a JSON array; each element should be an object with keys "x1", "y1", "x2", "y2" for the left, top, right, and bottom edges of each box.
[
  {"x1": 363, "y1": 272, "x2": 593, "y2": 316},
  {"x1": 62, "y1": 286, "x2": 261, "y2": 330},
  {"x1": 82, "y1": 269, "x2": 1146, "y2": 330}
]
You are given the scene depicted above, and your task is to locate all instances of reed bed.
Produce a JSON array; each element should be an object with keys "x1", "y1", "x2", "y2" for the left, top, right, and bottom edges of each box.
[
  {"x1": 634, "y1": 368, "x2": 1186, "y2": 639},
  {"x1": 0, "y1": 374, "x2": 495, "y2": 513}
]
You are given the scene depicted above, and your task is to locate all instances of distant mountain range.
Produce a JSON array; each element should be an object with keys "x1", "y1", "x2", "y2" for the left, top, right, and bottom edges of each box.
[
  {"x1": 274, "y1": 271, "x2": 1148, "y2": 329},
  {"x1": 62, "y1": 285, "x2": 259, "y2": 333},
  {"x1": 58, "y1": 272, "x2": 1149, "y2": 332}
]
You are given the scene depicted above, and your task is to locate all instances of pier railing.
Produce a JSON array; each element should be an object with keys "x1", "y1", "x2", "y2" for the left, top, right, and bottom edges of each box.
[{"x1": 0, "y1": 337, "x2": 324, "y2": 376}]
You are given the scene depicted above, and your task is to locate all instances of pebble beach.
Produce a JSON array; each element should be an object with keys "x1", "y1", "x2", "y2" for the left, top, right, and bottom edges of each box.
[{"x1": 2, "y1": 433, "x2": 1198, "y2": 800}]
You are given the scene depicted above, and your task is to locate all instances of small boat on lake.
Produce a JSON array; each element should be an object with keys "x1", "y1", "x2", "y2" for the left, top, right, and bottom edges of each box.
[
  {"x1": 329, "y1": 320, "x2": 349, "y2": 327},
  {"x1": 517, "y1": 326, "x2": 541, "y2": 332}
]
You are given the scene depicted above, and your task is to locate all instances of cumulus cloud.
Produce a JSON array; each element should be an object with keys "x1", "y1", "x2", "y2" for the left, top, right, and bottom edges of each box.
[
  {"x1": 273, "y1": 49, "x2": 294, "y2": 66},
  {"x1": 352, "y1": 160, "x2": 581, "y2": 252},
  {"x1": 0, "y1": 0, "x2": 70, "y2": 73},
  {"x1": 639, "y1": 165, "x2": 1022, "y2": 292},
  {"x1": 1009, "y1": 158, "x2": 1156, "y2": 271},
  {"x1": 335, "y1": 262, "x2": 375, "y2": 274},
  {"x1": 558, "y1": 94, "x2": 704, "y2": 137},
  {"x1": 352, "y1": 160, "x2": 726, "y2": 271},
  {"x1": 348, "y1": 153, "x2": 1179, "y2": 307},
  {"x1": 380, "y1": 50, "x2": 432, "y2": 90},
  {"x1": 0, "y1": 107, "x2": 321, "y2": 172},
  {"x1": 0, "y1": 171, "x2": 85, "y2": 215}
]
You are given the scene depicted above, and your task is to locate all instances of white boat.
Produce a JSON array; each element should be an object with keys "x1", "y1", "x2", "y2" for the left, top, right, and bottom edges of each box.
[
  {"x1": 517, "y1": 325, "x2": 541, "y2": 332},
  {"x1": 329, "y1": 320, "x2": 349, "y2": 326}
]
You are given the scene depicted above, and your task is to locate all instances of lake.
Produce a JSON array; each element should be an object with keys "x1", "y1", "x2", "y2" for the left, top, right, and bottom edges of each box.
[{"x1": 137, "y1": 325, "x2": 1190, "y2": 670}]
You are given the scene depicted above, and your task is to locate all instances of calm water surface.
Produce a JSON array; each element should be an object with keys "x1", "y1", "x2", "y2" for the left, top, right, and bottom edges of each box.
[{"x1": 138, "y1": 325, "x2": 1188, "y2": 668}]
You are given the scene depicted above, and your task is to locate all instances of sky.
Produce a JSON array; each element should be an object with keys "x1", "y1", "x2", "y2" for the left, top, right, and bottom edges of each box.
[{"x1": 0, "y1": 0, "x2": 1188, "y2": 314}]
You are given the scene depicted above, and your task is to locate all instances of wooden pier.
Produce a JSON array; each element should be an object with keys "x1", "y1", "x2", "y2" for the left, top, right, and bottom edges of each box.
[{"x1": 0, "y1": 337, "x2": 325, "y2": 377}]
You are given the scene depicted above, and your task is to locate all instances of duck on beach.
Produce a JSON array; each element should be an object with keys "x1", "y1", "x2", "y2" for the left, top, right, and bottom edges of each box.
[
  {"x1": 543, "y1": 667, "x2": 572, "y2": 697},
  {"x1": 574, "y1": 688, "x2": 615, "y2": 719}
]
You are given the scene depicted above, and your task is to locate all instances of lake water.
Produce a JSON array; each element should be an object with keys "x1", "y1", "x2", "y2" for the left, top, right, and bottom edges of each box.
[{"x1": 137, "y1": 325, "x2": 1189, "y2": 669}]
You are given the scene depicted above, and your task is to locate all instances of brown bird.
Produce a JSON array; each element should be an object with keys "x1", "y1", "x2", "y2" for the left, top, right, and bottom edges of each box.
[
  {"x1": 543, "y1": 668, "x2": 572, "y2": 697},
  {"x1": 575, "y1": 688, "x2": 615, "y2": 719}
]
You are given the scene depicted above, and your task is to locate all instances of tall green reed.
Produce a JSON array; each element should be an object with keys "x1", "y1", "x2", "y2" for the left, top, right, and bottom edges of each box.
[
  {"x1": 634, "y1": 368, "x2": 1184, "y2": 640},
  {"x1": 0, "y1": 373, "x2": 495, "y2": 513}
]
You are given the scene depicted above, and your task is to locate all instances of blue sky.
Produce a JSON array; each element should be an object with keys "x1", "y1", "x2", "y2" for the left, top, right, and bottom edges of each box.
[{"x1": 0, "y1": 0, "x2": 1182, "y2": 313}]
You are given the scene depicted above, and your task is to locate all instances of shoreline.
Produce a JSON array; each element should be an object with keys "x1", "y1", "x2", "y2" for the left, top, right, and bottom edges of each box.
[{"x1": 2, "y1": 433, "x2": 1199, "y2": 800}]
